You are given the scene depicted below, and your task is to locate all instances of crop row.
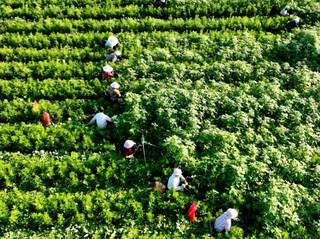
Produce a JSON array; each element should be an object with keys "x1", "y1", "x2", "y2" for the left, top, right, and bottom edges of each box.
[
  {"x1": 2, "y1": 30, "x2": 316, "y2": 69},
  {"x1": 0, "y1": 152, "x2": 126, "y2": 192},
  {"x1": 0, "y1": 62, "x2": 318, "y2": 108},
  {"x1": 0, "y1": 30, "x2": 283, "y2": 49},
  {"x1": 0, "y1": 53, "x2": 318, "y2": 85},
  {"x1": 0, "y1": 32, "x2": 286, "y2": 63},
  {"x1": 0, "y1": 79, "x2": 103, "y2": 100},
  {"x1": 0, "y1": 98, "x2": 121, "y2": 123},
  {"x1": 1, "y1": 0, "x2": 317, "y2": 15},
  {"x1": 0, "y1": 0, "x2": 315, "y2": 20},
  {"x1": 0, "y1": 149, "x2": 171, "y2": 193},
  {"x1": 0, "y1": 31, "x2": 318, "y2": 75},
  {"x1": 0, "y1": 122, "x2": 115, "y2": 153},
  {"x1": 0, "y1": 149, "x2": 318, "y2": 237},
  {"x1": 0, "y1": 187, "x2": 202, "y2": 237},
  {"x1": 0, "y1": 16, "x2": 287, "y2": 34}
]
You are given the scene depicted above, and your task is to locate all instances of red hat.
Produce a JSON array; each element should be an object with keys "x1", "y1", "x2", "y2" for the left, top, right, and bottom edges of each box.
[
  {"x1": 41, "y1": 112, "x2": 52, "y2": 126},
  {"x1": 187, "y1": 202, "x2": 197, "y2": 223}
]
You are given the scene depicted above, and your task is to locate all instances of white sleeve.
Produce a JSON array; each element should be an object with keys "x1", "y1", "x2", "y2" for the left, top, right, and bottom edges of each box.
[
  {"x1": 180, "y1": 175, "x2": 186, "y2": 183},
  {"x1": 225, "y1": 219, "x2": 232, "y2": 232},
  {"x1": 106, "y1": 115, "x2": 112, "y2": 122},
  {"x1": 88, "y1": 114, "x2": 97, "y2": 124}
]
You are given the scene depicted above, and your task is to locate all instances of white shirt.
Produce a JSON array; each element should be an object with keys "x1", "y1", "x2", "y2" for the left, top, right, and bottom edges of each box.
[
  {"x1": 89, "y1": 113, "x2": 112, "y2": 129},
  {"x1": 280, "y1": 7, "x2": 289, "y2": 16},
  {"x1": 167, "y1": 174, "x2": 186, "y2": 191},
  {"x1": 214, "y1": 212, "x2": 233, "y2": 232}
]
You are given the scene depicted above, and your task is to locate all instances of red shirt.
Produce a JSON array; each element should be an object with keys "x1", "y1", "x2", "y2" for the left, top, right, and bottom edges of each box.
[
  {"x1": 124, "y1": 147, "x2": 135, "y2": 157},
  {"x1": 41, "y1": 112, "x2": 52, "y2": 126},
  {"x1": 187, "y1": 202, "x2": 197, "y2": 223},
  {"x1": 101, "y1": 71, "x2": 114, "y2": 81}
]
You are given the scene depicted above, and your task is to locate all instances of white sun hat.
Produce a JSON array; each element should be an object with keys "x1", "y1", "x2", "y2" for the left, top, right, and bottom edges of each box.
[
  {"x1": 173, "y1": 168, "x2": 182, "y2": 176},
  {"x1": 110, "y1": 82, "x2": 120, "y2": 89},
  {"x1": 103, "y1": 65, "x2": 113, "y2": 73},
  {"x1": 124, "y1": 140, "x2": 136, "y2": 149},
  {"x1": 226, "y1": 208, "x2": 238, "y2": 219},
  {"x1": 105, "y1": 36, "x2": 119, "y2": 48}
]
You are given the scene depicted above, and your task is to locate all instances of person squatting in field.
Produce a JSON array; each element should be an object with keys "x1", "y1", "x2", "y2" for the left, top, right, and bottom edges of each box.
[
  {"x1": 167, "y1": 168, "x2": 188, "y2": 191},
  {"x1": 88, "y1": 112, "x2": 112, "y2": 129}
]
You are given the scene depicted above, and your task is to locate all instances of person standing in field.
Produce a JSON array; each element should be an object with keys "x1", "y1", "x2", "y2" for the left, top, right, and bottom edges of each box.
[
  {"x1": 167, "y1": 168, "x2": 188, "y2": 191},
  {"x1": 214, "y1": 208, "x2": 238, "y2": 232},
  {"x1": 88, "y1": 112, "x2": 112, "y2": 129}
]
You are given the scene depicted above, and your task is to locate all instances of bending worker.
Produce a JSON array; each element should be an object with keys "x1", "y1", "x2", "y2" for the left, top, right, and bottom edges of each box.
[
  {"x1": 124, "y1": 139, "x2": 140, "y2": 159},
  {"x1": 106, "y1": 82, "x2": 121, "y2": 101},
  {"x1": 214, "y1": 208, "x2": 238, "y2": 232},
  {"x1": 152, "y1": 179, "x2": 166, "y2": 193},
  {"x1": 105, "y1": 36, "x2": 120, "y2": 49},
  {"x1": 106, "y1": 51, "x2": 123, "y2": 62},
  {"x1": 101, "y1": 65, "x2": 115, "y2": 81},
  {"x1": 88, "y1": 112, "x2": 112, "y2": 129},
  {"x1": 285, "y1": 16, "x2": 300, "y2": 31}
]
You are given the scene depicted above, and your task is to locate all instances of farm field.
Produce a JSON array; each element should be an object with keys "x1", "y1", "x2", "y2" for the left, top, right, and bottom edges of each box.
[{"x1": 0, "y1": 0, "x2": 319, "y2": 238}]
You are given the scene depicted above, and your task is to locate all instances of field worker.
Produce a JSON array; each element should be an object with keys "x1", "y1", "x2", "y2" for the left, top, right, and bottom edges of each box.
[
  {"x1": 32, "y1": 100, "x2": 40, "y2": 112},
  {"x1": 285, "y1": 16, "x2": 300, "y2": 31},
  {"x1": 187, "y1": 202, "x2": 198, "y2": 223},
  {"x1": 101, "y1": 65, "x2": 115, "y2": 81},
  {"x1": 153, "y1": 0, "x2": 167, "y2": 8},
  {"x1": 152, "y1": 179, "x2": 166, "y2": 193},
  {"x1": 167, "y1": 168, "x2": 188, "y2": 191},
  {"x1": 41, "y1": 112, "x2": 52, "y2": 126},
  {"x1": 106, "y1": 82, "x2": 121, "y2": 101},
  {"x1": 214, "y1": 208, "x2": 238, "y2": 232},
  {"x1": 280, "y1": 6, "x2": 292, "y2": 16},
  {"x1": 123, "y1": 139, "x2": 140, "y2": 159},
  {"x1": 88, "y1": 112, "x2": 112, "y2": 129},
  {"x1": 105, "y1": 36, "x2": 120, "y2": 49},
  {"x1": 106, "y1": 51, "x2": 122, "y2": 62}
]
